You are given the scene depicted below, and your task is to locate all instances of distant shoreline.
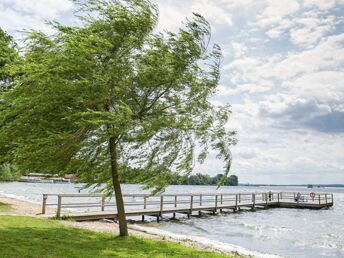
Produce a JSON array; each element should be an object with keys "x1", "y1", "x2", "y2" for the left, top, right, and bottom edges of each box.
[
  {"x1": 2, "y1": 181, "x2": 344, "y2": 188},
  {"x1": 238, "y1": 184, "x2": 344, "y2": 188}
]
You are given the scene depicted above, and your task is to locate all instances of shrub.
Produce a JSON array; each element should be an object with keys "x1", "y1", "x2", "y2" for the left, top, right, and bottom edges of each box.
[{"x1": 0, "y1": 163, "x2": 21, "y2": 181}]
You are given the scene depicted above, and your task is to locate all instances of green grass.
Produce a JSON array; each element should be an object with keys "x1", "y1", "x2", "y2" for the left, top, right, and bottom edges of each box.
[
  {"x1": 0, "y1": 216, "x2": 232, "y2": 258},
  {"x1": 0, "y1": 202, "x2": 11, "y2": 212}
]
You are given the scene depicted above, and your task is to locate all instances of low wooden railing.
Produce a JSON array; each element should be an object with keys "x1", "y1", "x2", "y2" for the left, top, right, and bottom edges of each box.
[{"x1": 41, "y1": 191, "x2": 334, "y2": 218}]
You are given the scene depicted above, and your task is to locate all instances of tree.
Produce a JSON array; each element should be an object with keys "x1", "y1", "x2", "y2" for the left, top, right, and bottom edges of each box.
[
  {"x1": 177, "y1": 173, "x2": 238, "y2": 186},
  {"x1": 0, "y1": 163, "x2": 21, "y2": 182},
  {"x1": 185, "y1": 173, "x2": 212, "y2": 185},
  {"x1": 0, "y1": 0, "x2": 237, "y2": 237},
  {"x1": 0, "y1": 28, "x2": 20, "y2": 93},
  {"x1": 225, "y1": 175, "x2": 238, "y2": 186}
]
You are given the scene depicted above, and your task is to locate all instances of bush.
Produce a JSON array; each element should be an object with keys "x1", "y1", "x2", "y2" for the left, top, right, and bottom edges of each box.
[{"x1": 0, "y1": 163, "x2": 21, "y2": 182}]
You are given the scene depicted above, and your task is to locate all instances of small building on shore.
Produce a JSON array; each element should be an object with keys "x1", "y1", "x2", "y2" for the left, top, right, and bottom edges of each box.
[
  {"x1": 19, "y1": 173, "x2": 72, "y2": 183},
  {"x1": 64, "y1": 174, "x2": 76, "y2": 183}
]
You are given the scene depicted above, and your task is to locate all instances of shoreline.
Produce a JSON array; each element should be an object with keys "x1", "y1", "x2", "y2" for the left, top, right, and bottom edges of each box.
[
  {"x1": 0, "y1": 184, "x2": 286, "y2": 258},
  {"x1": 0, "y1": 193, "x2": 283, "y2": 258},
  {"x1": 0, "y1": 193, "x2": 282, "y2": 258},
  {"x1": 0, "y1": 183, "x2": 341, "y2": 258},
  {"x1": 0, "y1": 194, "x2": 243, "y2": 257}
]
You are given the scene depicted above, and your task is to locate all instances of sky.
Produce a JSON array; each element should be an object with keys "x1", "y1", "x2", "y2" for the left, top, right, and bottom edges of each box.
[{"x1": 1, "y1": 0, "x2": 343, "y2": 184}]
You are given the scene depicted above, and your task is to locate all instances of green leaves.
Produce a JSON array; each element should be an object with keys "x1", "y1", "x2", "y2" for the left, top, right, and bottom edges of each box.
[
  {"x1": 0, "y1": 28, "x2": 20, "y2": 93},
  {"x1": 0, "y1": 0, "x2": 237, "y2": 193}
]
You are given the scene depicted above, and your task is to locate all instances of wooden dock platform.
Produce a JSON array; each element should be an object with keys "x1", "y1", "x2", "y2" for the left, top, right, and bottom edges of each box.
[{"x1": 42, "y1": 192, "x2": 333, "y2": 222}]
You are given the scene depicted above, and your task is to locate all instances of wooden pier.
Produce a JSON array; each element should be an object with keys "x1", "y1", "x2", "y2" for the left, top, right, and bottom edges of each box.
[{"x1": 42, "y1": 192, "x2": 333, "y2": 222}]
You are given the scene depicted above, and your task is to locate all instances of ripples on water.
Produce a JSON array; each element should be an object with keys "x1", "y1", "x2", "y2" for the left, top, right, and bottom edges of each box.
[{"x1": 0, "y1": 182, "x2": 343, "y2": 258}]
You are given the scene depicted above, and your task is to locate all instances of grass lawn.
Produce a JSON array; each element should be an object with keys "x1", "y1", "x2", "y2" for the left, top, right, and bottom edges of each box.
[
  {"x1": 0, "y1": 202, "x2": 11, "y2": 212},
  {"x1": 0, "y1": 216, "x2": 232, "y2": 258}
]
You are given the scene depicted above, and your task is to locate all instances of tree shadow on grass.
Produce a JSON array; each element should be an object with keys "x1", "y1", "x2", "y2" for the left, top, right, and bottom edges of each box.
[{"x1": 0, "y1": 202, "x2": 11, "y2": 212}]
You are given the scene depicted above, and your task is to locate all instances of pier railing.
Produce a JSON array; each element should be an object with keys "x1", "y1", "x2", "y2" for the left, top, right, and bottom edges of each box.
[{"x1": 41, "y1": 191, "x2": 334, "y2": 218}]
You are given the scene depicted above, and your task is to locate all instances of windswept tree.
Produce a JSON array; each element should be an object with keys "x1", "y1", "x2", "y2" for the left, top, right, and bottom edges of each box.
[
  {"x1": 0, "y1": 28, "x2": 20, "y2": 93},
  {"x1": 0, "y1": 0, "x2": 237, "y2": 236}
]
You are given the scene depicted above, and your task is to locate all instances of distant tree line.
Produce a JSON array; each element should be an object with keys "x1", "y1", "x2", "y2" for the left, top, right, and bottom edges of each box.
[
  {"x1": 172, "y1": 173, "x2": 238, "y2": 186},
  {"x1": 120, "y1": 168, "x2": 238, "y2": 186}
]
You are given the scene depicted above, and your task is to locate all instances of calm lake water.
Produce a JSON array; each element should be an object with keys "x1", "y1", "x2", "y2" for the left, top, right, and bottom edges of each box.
[{"x1": 1, "y1": 182, "x2": 343, "y2": 258}]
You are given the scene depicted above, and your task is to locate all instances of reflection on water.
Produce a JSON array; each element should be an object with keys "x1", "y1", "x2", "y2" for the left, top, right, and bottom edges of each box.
[{"x1": 0, "y1": 182, "x2": 343, "y2": 258}]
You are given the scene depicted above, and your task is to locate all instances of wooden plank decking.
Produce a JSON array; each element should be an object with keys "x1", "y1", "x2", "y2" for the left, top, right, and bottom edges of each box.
[{"x1": 42, "y1": 192, "x2": 333, "y2": 222}]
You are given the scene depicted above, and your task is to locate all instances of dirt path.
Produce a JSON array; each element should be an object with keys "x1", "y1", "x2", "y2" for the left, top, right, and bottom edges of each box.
[
  {"x1": 0, "y1": 195, "x2": 160, "y2": 238},
  {"x1": 0, "y1": 195, "x2": 44, "y2": 217}
]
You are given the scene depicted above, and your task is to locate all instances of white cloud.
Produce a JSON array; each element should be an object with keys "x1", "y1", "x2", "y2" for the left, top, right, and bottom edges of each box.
[
  {"x1": 225, "y1": 32, "x2": 344, "y2": 87},
  {"x1": 231, "y1": 42, "x2": 248, "y2": 58},
  {"x1": 2, "y1": 0, "x2": 73, "y2": 19},
  {"x1": 289, "y1": 13, "x2": 336, "y2": 48},
  {"x1": 255, "y1": 0, "x2": 300, "y2": 28},
  {"x1": 156, "y1": 0, "x2": 232, "y2": 33},
  {"x1": 285, "y1": 70, "x2": 344, "y2": 102},
  {"x1": 303, "y1": 0, "x2": 339, "y2": 10},
  {"x1": 0, "y1": 0, "x2": 73, "y2": 36}
]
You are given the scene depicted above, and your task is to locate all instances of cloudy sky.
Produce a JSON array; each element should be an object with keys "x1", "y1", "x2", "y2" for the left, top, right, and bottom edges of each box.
[{"x1": 1, "y1": 0, "x2": 343, "y2": 184}]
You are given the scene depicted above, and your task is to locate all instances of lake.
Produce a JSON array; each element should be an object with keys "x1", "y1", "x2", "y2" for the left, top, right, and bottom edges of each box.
[{"x1": 0, "y1": 182, "x2": 343, "y2": 258}]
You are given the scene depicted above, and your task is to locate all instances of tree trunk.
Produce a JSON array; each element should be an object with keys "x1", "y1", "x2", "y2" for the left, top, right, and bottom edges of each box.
[{"x1": 109, "y1": 136, "x2": 128, "y2": 237}]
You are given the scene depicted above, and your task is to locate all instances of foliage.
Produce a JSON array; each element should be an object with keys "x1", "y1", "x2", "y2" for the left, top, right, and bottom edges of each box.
[
  {"x1": 0, "y1": 216, "x2": 233, "y2": 258},
  {"x1": 121, "y1": 171, "x2": 239, "y2": 186},
  {"x1": 0, "y1": 0, "x2": 237, "y2": 236},
  {"x1": 0, "y1": 163, "x2": 21, "y2": 182},
  {"x1": 0, "y1": 28, "x2": 20, "y2": 93},
  {"x1": 183, "y1": 173, "x2": 238, "y2": 186},
  {"x1": 225, "y1": 175, "x2": 239, "y2": 186},
  {"x1": 0, "y1": 0, "x2": 236, "y2": 191}
]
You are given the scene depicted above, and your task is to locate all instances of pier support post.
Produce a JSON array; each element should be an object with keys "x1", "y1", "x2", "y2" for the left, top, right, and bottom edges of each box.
[
  {"x1": 173, "y1": 213, "x2": 176, "y2": 219},
  {"x1": 56, "y1": 195, "x2": 62, "y2": 218},
  {"x1": 220, "y1": 194, "x2": 223, "y2": 212},
  {"x1": 42, "y1": 194, "x2": 47, "y2": 214},
  {"x1": 190, "y1": 195, "x2": 194, "y2": 217},
  {"x1": 277, "y1": 193, "x2": 280, "y2": 203},
  {"x1": 101, "y1": 196, "x2": 105, "y2": 211},
  {"x1": 200, "y1": 194, "x2": 202, "y2": 206},
  {"x1": 144, "y1": 196, "x2": 147, "y2": 210},
  {"x1": 235, "y1": 194, "x2": 238, "y2": 212},
  {"x1": 160, "y1": 195, "x2": 164, "y2": 213},
  {"x1": 142, "y1": 215, "x2": 144, "y2": 222},
  {"x1": 215, "y1": 195, "x2": 218, "y2": 213},
  {"x1": 252, "y1": 193, "x2": 256, "y2": 211},
  {"x1": 190, "y1": 195, "x2": 194, "y2": 211}
]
